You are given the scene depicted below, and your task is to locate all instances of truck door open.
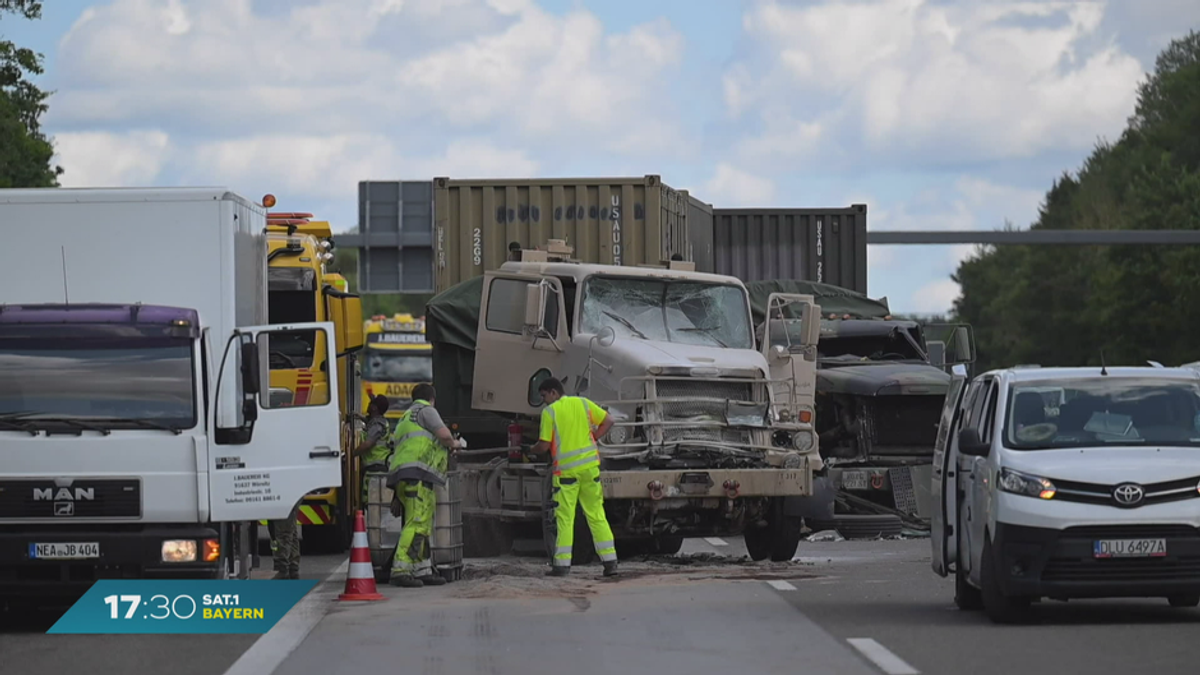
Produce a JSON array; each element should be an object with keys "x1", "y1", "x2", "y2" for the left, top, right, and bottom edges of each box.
[
  {"x1": 209, "y1": 322, "x2": 343, "y2": 522},
  {"x1": 760, "y1": 293, "x2": 820, "y2": 420},
  {"x1": 472, "y1": 272, "x2": 568, "y2": 415},
  {"x1": 931, "y1": 363, "x2": 970, "y2": 577}
]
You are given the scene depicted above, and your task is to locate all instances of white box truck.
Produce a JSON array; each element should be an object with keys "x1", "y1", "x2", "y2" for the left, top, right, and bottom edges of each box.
[{"x1": 0, "y1": 187, "x2": 345, "y2": 604}]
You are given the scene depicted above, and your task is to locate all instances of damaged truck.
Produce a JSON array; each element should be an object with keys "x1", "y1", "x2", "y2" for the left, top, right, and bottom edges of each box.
[
  {"x1": 426, "y1": 241, "x2": 829, "y2": 563},
  {"x1": 746, "y1": 280, "x2": 975, "y2": 535}
]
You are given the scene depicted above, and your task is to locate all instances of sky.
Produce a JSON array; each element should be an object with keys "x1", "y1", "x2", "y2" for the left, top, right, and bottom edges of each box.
[{"x1": 6, "y1": 0, "x2": 1199, "y2": 314}]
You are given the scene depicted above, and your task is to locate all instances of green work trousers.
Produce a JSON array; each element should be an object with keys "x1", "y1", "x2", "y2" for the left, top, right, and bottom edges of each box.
[
  {"x1": 550, "y1": 465, "x2": 617, "y2": 568},
  {"x1": 391, "y1": 480, "x2": 435, "y2": 578},
  {"x1": 268, "y1": 501, "x2": 300, "y2": 579}
]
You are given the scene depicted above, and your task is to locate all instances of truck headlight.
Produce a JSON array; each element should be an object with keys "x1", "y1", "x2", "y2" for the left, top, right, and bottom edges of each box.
[
  {"x1": 791, "y1": 430, "x2": 815, "y2": 452},
  {"x1": 999, "y1": 468, "x2": 1056, "y2": 500},
  {"x1": 162, "y1": 540, "x2": 198, "y2": 563},
  {"x1": 784, "y1": 453, "x2": 806, "y2": 469}
]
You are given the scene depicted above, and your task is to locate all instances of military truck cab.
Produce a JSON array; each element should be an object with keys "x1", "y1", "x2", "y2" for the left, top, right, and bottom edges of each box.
[{"x1": 460, "y1": 241, "x2": 826, "y2": 561}]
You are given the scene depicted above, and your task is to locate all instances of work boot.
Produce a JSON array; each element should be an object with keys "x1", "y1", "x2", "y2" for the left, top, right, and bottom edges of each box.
[
  {"x1": 390, "y1": 574, "x2": 424, "y2": 588},
  {"x1": 417, "y1": 574, "x2": 446, "y2": 586},
  {"x1": 288, "y1": 568, "x2": 300, "y2": 580},
  {"x1": 546, "y1": 566, "x2": 570, "y2": 577},
  {"x1": 603, "y1": 561, "x2": 619, "y2": 577}
]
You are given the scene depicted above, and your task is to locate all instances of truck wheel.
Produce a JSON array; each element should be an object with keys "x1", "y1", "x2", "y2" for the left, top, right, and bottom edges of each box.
[
  {"x1": 653, "y1": 535, "x2": 684, "y2": 556},
  {"x1": 769, "y1": 515, "x2": 805, "y2": 562},
  {"x1": 1167, "y1": 593, "x2": 1200, "y2": 608},
  {"x1": 981, "y1": 536, "x2": 1031, "y2": 624},
  {"x1": 744, "y1": 525, "x2": 772, "y2": 561}
]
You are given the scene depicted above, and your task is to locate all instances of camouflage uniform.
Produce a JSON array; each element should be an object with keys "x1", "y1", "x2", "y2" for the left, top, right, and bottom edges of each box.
[{"x1": 268, "y1": 501, "x2": 301, "y2": 579}]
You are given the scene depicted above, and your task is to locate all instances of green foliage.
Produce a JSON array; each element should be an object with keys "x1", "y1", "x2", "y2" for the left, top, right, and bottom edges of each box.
[
  {"x1": 329, "y1": 247, "x2": 432, "y2": 317},
  {"x1": 0, "y1": 0, "x2": 61, "y2": 187},
  {"x1": 952, "y1": 29, "x2": 1200, "y2": 372}
]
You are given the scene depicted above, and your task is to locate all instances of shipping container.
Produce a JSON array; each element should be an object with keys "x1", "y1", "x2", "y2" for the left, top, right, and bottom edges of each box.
[
  {"x1": 432, "y1": 175, "x2": 693, "y2": 294},
  {"x1": 686, "y1": 194, "x2": 715, "y2": 274},
  {"x1": 711, "y1": 205, "x2": 868, "y2": 294}
]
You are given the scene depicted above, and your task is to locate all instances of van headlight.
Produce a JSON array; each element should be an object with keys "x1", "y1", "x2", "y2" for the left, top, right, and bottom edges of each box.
[
  {"x1": 605, "y1": 425, "x2": 628, "y2": 445},
  {"x1": 999, "y1": 468, "x2": 1056, "y2": 500}
]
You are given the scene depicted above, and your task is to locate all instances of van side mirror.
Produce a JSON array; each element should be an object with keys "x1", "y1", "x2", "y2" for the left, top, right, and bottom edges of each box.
[
  {"x1": 524, "y1": 282, "x2": 549, "y2": 333},
  {"x1": 957, "y1": 428, "x2": 988, "y2": 456}
]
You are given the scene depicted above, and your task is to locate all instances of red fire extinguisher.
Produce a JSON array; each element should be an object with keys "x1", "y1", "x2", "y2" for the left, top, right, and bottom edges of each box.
[{"x1": 507, "y1": 421, "x2": 523, "y2": 462}]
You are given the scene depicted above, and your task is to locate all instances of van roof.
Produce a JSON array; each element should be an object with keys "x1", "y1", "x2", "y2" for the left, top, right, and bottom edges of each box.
[{"x1": 992, "y1": 366, "x2": 1200, "y2": 383}]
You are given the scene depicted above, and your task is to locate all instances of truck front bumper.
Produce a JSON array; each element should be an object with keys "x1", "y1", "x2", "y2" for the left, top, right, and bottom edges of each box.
[
  {"x1": 994, "y1": 522, "x2": 1200, "y2": 600},
  {"x1": 0, "y1": 525, "x2": 223, "y2": 598},
  {"x1": 600, "y1": 466, "x2": 813, "y2": 500}
]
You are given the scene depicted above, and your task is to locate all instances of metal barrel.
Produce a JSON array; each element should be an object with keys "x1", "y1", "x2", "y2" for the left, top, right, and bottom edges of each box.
[
  {"x1": 365, "y1": 473, "x2": 403, "y2": 581},
  {"x1": 432, "y1": 470, "x2": 464, "y2": 581}
]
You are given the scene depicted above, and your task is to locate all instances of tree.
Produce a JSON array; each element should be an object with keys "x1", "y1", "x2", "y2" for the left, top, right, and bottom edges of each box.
[
  {"x1": 951, "y1": 28, "x2": 1200, "y2": 371},
  {"x1": 1, "y1": 0, "x2": 62, "y2": 187}
]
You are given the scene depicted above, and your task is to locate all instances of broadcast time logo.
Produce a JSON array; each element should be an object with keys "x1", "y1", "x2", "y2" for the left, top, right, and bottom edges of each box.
[{"x1": 48, "y1": 579, "x2": 317, "y2": 634}]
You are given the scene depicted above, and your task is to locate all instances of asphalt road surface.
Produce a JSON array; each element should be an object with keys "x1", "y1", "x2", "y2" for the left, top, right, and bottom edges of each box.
[{"x1": 2, "y1": 536, "x2": 1199, "y2": 675}]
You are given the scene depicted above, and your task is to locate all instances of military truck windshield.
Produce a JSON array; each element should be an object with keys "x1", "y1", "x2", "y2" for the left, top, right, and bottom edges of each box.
[
  {"x1": 579, "y1": 277, "x2": 753, "y2": 349},
  {"x1": 0, "y1": 338, "x2": 196, "y2": 430},
  {"x1": 1004, "y1": 377, "x2": 1200, "y2": 449},
  {"x1": 361, "y1": 349, "x2": 433, "y2": 383},
  {"x1": 818, "y1": 327, "x2": 925, "y2": 362}
]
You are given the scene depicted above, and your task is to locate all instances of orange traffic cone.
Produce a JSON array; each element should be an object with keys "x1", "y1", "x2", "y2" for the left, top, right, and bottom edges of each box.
[{"x1": 338, "y1": 510, "x2": 386, "y2": 601}]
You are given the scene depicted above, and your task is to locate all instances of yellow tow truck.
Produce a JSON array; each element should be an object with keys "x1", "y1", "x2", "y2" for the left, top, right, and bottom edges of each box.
[
  {"x1": 360, "y1": 313, "x2": 433, "y2": 421},
  {"x1": 260, "y1": 196, "x2": 365, "y2": 553}
]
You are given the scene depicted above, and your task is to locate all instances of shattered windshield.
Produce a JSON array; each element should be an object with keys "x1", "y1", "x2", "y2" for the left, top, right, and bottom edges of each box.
[
  {"x1": 579, "y1": 276, "x2": 753, "y2": 349},
  {"x1": 1005, "y1": 377, "x2": 1200, "y2": 449},
  {"x1": 818, "y1": 325, "x2": 925, "y2": 363}
]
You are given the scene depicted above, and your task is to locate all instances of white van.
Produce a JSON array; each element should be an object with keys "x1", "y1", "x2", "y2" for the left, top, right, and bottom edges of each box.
[{"x1": 930, "y1": 364, "x2": 1200, "y2": 623}]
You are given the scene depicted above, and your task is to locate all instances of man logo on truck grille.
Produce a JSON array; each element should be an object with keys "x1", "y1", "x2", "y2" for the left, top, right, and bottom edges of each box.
[
  {"x1": 33, "y1": 487, "x2": 95, "y2": 501},
  {"x1": 1112, "y1": 483, "x2": 1144, "y2": 507}
]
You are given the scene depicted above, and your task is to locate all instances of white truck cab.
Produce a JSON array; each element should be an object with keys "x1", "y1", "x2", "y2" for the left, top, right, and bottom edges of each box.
[{"x1": 931, "y1": 364, "x2": 1200, "y2": 623}]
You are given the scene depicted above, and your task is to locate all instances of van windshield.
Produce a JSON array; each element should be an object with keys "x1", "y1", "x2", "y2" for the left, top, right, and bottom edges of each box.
[
  {"x1": 1004, "y1": 377, "x2": 1200, "y2": 449},
  {"x1": 0, "y1": 337, "x2": 197, "y2": 431},
  {"x1": 579, "y1": 277, "x2": 753, "y2": 350}
]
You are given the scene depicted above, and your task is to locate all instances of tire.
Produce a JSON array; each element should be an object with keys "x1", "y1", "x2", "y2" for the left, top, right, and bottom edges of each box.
[
  {"x1": 805, "y1": 518, "x2": 839, "y2": 533},
  {"x1": 980, "y1": 536, "x2": 1032, "y2": 624},
  {"x1": 834, "y1": 514, "x2": 904, "y2": 540},
  {"x1": 768, "y1": 498, "x2": 805, "y2": 562},
  {"x1": 744, "y1": 525, "x2": 772, "y2": 561},
  {"x1": 651, "y1": 535, "x2": 684, "y2": 556},
  {"x1": 1168, "y1": 593, "x2": 1200, "y2": 608}
]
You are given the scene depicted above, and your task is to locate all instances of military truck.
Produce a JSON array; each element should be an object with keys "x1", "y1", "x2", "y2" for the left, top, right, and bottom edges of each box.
[
  {"x1": 745, "y1": 280, "x2": 975, "y2": 532},
  {"x1": 426, "y1": 241, "x2": 827, "y2": 562}
]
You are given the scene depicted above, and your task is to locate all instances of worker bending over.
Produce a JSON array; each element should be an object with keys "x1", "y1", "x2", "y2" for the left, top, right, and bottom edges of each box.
[
  {"x1": 531, "y1": 378, "x2": 619, "y2": 577},
  {"x1": 386, "y1": 383, "x2": 466, "y2": 588}
]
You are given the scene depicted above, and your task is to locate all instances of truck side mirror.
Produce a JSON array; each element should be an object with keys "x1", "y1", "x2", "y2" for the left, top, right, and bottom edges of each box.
[
  {"x1": 524, "y1": 282, "x2": 549, "y2": 333},
  {"x1": 804, "y1": 303, "x2": 822, "y2": 345},
  {"x1": 325, "y1": 288, "x2": 365, "y2": 353},
  {"x1": 947, "y1": 325, "x2": 975, "y2": 365},
  {"x1": 240, "y1": 341, "x2": 261, "y2": 396}
]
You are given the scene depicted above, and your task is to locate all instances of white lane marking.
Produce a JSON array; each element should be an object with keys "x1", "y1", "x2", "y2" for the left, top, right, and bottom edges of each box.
[
  {"x1": 766, "y1": 580, "x2": 797, "y2": 591},
  {"x1": 846, "y1": 638, "x2": 919, "y2": 675},
  {"x1": 703, "y1": 537, "x2": 729, "y2": 547},
  {"x1": 222, "y1": 558, "x2": 351, "y2": 675}
]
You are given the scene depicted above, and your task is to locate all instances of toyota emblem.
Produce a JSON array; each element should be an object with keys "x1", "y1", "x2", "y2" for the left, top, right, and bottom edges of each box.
[{"x1": 1112, "y1": 483, "x2": 1145, "y2": 506}]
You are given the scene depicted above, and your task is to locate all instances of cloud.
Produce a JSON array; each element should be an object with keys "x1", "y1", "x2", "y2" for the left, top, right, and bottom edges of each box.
[
  {"x1": 50, "y1": 0, "x2": 687, "y2": 162},
  {"x1": 724, "y1": 0, "x2": 1146, "y2": 169},
  {"x1": 702, "y1": 163, "x2": 777, "y2": 206},
  {"x1": 53, "y1": 130, "x2": 173, "y2": 187},
  {"x1": 909, "y1": 278, "x2": 961, "y2": 314}
]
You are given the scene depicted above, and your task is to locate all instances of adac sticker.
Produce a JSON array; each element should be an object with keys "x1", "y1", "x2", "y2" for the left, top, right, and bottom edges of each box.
[{"x1": 46, "y1": 579, "x2": 316, "y2": 634}]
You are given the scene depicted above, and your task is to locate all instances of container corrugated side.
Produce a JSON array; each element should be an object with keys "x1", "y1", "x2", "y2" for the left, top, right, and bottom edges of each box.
[
  {"x1": 686, "y1": 194, "x2": 715, "y2": 274},
  {"x1": 432, "y1": 175, "x2": 690, "y2": 294},
  {"x1": 711, "y1": 205, "x2": 868, "y2": 294}
]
